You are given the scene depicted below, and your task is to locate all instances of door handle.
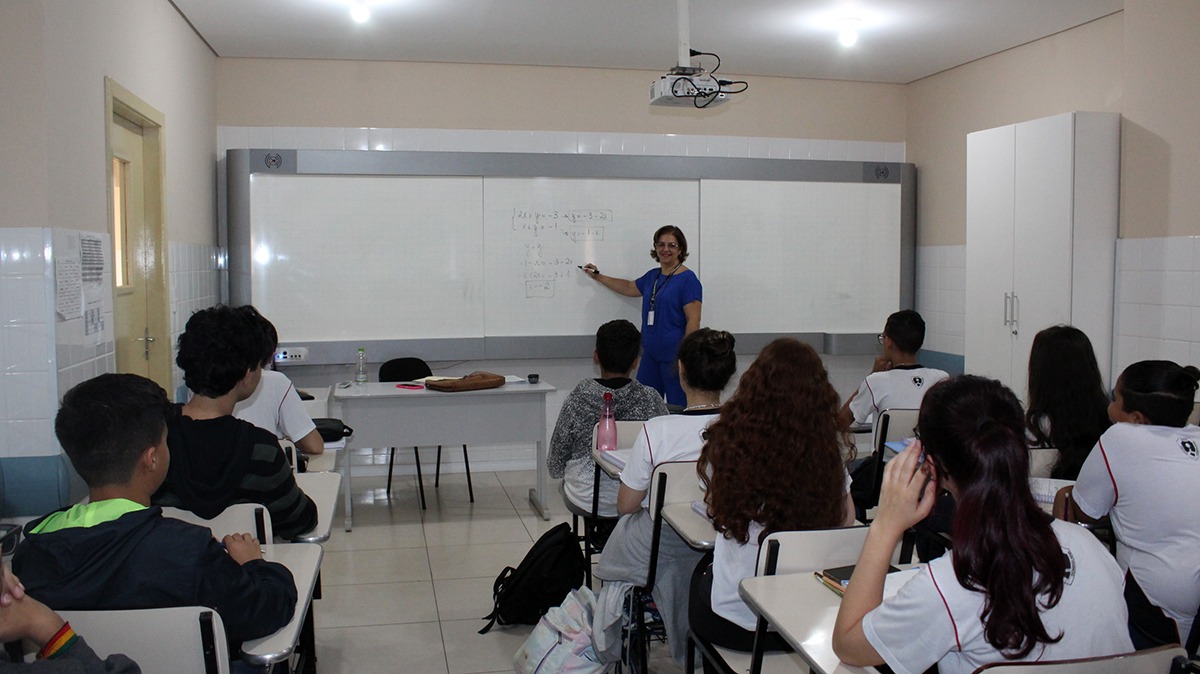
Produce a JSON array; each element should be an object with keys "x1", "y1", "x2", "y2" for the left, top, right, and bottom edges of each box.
[
  {"x1": 137, "y1": 328, "x2": 156, "y2": 359},
  {"x1": 1003, "y1": 293, "x2": 1011, "y2": 327},
  {"x1": 1011, "y1": 293, "x2": 1019, "y2": 336}
]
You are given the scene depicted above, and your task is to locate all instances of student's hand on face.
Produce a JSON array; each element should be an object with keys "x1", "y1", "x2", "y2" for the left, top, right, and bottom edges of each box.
[
  {"x1": 872, "y1": 355, "x2": 893, "y2": 373},
  {"x1": 223, "y1": 533, "x2": 265, "y2": 565},
  {"x1": 873, "y1": 442, "x2": 938, "y2": 539}
]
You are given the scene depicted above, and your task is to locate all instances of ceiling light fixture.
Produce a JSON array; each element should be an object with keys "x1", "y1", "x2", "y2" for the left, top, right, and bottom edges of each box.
[
  {"x1": 837, "y1": 18, "x2": 860, "y2": 47},
  {"x1": 350, "y1": 0, "x2": 370, "y2": 24}
]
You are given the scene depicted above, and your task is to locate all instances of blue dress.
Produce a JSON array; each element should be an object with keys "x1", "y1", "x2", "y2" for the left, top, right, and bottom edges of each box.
[{"x1": 634, "y1": 268, "x2": 702, "y2": 406}]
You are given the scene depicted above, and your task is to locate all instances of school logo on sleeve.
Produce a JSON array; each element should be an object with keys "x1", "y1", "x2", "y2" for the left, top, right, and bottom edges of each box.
[
  {"x1": 1061, "y1": 548, "x2": 1076, "y2": 585},
  {"x1": 912, "y1": 376, "x2": 925, "y2": 388},
  {"x1": 1178, "y1": 438, "x2": 1198, "y2": 460}
]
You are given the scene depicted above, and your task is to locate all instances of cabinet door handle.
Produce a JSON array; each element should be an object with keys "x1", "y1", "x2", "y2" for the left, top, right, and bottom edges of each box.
[
  {"x1": 1004, "y1": 293, "x2": 1011, "y2": 327},
  {"x1": 1011, "y1": 293, "x2": 1019, "y2": 336}
]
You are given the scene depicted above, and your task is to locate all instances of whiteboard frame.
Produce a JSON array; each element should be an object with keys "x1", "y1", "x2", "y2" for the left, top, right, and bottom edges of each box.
[{"x1": 226, "y1": 149, "x2": 915, "y2": 365}]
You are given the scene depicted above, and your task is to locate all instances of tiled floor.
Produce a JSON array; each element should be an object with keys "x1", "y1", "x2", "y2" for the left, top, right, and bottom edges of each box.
[{"x1": 313, "y1": 469, "x2": 683, "y2": 673}]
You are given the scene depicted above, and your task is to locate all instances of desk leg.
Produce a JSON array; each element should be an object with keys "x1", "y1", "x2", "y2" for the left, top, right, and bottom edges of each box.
[
  {"x1": 342, "y1": 450, "x2": 353, "y2": 532},
  {"x1": 528, "y1": 439, "x2": 550, "y2": 520}
]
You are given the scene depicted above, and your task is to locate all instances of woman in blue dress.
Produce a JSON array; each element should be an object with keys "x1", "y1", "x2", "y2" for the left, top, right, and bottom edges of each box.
[{"x1": 581, "y1": 225, "x2": 702, "y2": 407}]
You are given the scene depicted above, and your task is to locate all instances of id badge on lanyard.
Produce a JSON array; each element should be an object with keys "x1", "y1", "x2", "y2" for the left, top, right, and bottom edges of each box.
[{"x1": 647, "y1": 310, "x2": 655, "y2": 326}]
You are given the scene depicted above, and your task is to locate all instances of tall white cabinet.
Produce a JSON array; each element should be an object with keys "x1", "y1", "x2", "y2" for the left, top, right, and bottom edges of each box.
[{"x1": 965, "y1": 111, "x2": 1119, "y2": 397}]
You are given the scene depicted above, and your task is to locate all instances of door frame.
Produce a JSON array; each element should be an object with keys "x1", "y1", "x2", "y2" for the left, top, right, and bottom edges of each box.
[{"x1": 104, "y1": 77, "x2": 173, "y2": 393}]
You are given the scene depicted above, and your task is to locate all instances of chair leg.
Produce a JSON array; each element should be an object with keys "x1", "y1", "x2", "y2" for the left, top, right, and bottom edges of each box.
[
  {"x1": 386, "y1": 447, "x2": 396, "y2": 494},
  {"x1": 462, "y1": 445, "x2": 474, "y2": 503},
  {"x1": 435, "y1": 445, "x2": 442, "y2": 488},
  {"x1": 685, "y1": 632, "x2": 695, "y2": 673},
  {"x1": 413, "y1": 446, "x2": 427, "y2": 510}
]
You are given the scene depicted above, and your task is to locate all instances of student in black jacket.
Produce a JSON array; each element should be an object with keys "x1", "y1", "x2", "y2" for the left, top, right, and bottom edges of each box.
[{"x1": 13, "y1": 374, "x2": 297, "y2": 647}]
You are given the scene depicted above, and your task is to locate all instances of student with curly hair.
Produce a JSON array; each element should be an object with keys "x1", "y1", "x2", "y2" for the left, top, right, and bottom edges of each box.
[
  {"x1": 1061, "y1": 360, "x2": 1200, "y2": 652},
  {"x1": 1025, "y1": 325, "x2": 1110, "y2": 479},
  {"x1": 690, "y1": 338, "x2": 855, "y2": 658},
  {"x1": 834, "y1": 376, "x2": 1131, "y2": 674}
]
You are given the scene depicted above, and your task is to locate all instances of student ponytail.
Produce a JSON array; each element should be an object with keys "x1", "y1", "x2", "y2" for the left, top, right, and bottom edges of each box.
[
  {"x1": 918, "y1": 377, "x2": 1065, "y2": 659},
  {"x1": 1116, "y1": 360, "x2": 1200, "y2": 427}
]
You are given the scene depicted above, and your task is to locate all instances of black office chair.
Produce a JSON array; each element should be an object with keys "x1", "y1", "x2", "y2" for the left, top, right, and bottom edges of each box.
[{"x1": 378, "y1": 357, "x2": 475, "y2": 509}]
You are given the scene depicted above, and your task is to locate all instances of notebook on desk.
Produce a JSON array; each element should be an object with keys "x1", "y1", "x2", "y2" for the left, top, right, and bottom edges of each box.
[
  {"x1": 600, "y1": 448, "x2": 629, "y2": 470},
  {"x1": 817, "y1": 564, "x2": 908, "y2": 596}
]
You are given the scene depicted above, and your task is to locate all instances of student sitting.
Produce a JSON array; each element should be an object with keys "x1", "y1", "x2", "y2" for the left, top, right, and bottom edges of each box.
[
  {"x1": 12, "y1": 374, "x2": 297, "y2": 647},
  {"x1": 155, "y1": 305, "x2": 317, "y2": 539},
  {"x1": 1024, "y1": 325, "x2": 1111, "y2": 480},
  {"x1": 593, "y1": 328, "x2": 737, "y2": 667},
  {"x1": 691, "y1": 339, "x2": 856, "y2": 667},
  {"x1": 1059, "y1": 360, "x2": 1200, "y2": 651},
  {"x1": 838, "y1": 309, "x2": 948, "y2": 428},
  {"x1": 232, "y1": 305, "x2": 324, "y2": 457},
  {"x1": 548, "y1": 319, "x2": 668, "y2": 518},
  {"x1": 834, "y1": 376, "x2": 1132, "y2": 674}
]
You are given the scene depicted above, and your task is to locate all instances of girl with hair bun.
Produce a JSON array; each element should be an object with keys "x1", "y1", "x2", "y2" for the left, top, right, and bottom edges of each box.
[
  {"x1": 1062, "y1": 360, "x2": 1200, "y2": 651},
  {"x1": 834, "y1": 375, "x2": 1131, "y2": 674}
]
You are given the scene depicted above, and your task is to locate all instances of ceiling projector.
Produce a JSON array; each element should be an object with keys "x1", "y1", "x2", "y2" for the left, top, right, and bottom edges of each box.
[{"x1": 650, "y1": 72, "x2": 729, "y2": 108}]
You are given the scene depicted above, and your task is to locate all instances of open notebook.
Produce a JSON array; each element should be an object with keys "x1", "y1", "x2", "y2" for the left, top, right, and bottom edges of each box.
[
  {"x1": 1029, "y1": 477, "x2": 1074, "y2": 504},
  {"x1": 598, "y1": 448, "x2": 630, "y2": 470}
]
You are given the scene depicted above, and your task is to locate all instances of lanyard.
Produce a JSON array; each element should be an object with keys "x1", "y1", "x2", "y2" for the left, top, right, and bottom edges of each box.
[{"x1": 649, "y1": 262, "x2": 683, "y2": 312}]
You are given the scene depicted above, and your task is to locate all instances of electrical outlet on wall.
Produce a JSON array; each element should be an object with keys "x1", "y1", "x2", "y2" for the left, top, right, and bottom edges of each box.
[{"x1": 274, "y1": 347, "x2": 308, "y2": 363}]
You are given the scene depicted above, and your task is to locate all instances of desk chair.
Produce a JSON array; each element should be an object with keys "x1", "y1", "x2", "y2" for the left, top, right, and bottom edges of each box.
[
  {"x1": 378, "y1": 357, "x2": 475, "y2": 509},
  {"x1": 161, "y1": 503, "x2": 273, "y2": 542},
  {"x1": 970, "y1": 644, "x2": 1188, "y2": 673},
  {"x1": 622, "y1": 460, "x2": 701, "y2": 673},
  {"x1": 687, "y1": 526, "x2": 878, "y2": 674},
  {"x1": 862, "y1": 408, "x2": 920, "y2": 519},
  {"x1": 566, "y1": 420, "x2": 647, "y2": 585},
  {"x1": 1028, "y1": 447, "x2": 1058, "y2": 479},
  {"x1": 60, "y1": 606, "x2": 231, "y2": 674}
]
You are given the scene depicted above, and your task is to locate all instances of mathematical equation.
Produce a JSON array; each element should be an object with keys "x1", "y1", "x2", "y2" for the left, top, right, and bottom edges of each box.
[
  {"x1": 522, "y1": 243, "x2": 577, "y2": 286},
  {"x1": 511, "y1": 208, "x2": 612, "y2": 240}
]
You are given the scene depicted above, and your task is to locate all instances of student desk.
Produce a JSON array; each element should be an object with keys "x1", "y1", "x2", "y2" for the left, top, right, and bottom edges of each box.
[
  {"x1": 661, "y1": 503, "x2": 716, "y2": 550},
  {"x1": 241, "y1": 542, "x2": 324, "y2": 672},
  {"x1": 332, "y1": 381, "x2": 557, "y2": 526},
  {"x1": 738, "y1": 568, "x2": 919, "y2": 674},
  {"x1": 592, "y1": 447, "x2": 628, "y2": 479},
  {"x1": 292, "y1": 471, "x2": 341, "y2": 543}
]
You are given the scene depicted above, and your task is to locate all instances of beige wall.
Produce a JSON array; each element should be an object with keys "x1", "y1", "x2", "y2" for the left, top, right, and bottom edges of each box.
[
  {"x1": 905, "y1": 14, "x2": 1124, "y2": 246},
  {"x1": 0, "y1": 0, "x2": 216, "y2": 245},
  {"x1": 216, "y1": 59, "x2": 907, "y2": 142},
  {"x1": 1120, "y1": 0, "x2": 1200, "y2": 239}
]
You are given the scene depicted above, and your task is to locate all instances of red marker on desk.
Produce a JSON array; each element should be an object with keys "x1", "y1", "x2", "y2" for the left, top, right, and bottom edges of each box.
[{"x1": 395, "y1": 383, "x2": 424, "y2": 390}]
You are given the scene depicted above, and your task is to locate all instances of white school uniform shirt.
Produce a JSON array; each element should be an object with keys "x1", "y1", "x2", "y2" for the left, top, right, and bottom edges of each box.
[
  {"x1": 710, "y1": 469, "x2": 853, "y2": 631},
  {"x1": 233, "y1": 370, "x2": 317, "y2": 442},
  {"x1": 848, "y1": 365, "x2": 948, "y2": 426},
  {"x1": 1073, "y1": 421, "x2": 1200, "y2": 642},
  {"x1": 620, "y1": 409, "x2": 719, "y2": 510},
  {"x1": 863, "y1": 519, "x2": 1132, "y2": 674}
]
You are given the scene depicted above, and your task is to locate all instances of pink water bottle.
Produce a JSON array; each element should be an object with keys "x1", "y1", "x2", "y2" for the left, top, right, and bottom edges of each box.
[{"x1": 597, "y1": 392, "x2": 617, "y2": 453}]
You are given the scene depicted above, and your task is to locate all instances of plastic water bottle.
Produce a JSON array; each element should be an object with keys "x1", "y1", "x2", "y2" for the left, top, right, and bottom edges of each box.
[
  {"x1": 354, "y1": 347, "x2": 368, "y2": 384},
  {"x1": 597, "y1": 392, "x2": 617, "y2": 453}
]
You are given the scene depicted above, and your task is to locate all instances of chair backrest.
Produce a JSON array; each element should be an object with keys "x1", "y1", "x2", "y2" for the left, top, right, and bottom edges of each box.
[
  {"x1": 590, "y1": 420, "x2": 648, "y2": 451},
  {"x1": 1189, "y1": 400, "x2": 1200, "y2": 426},
  {"x1": 648, "y1": 460, "x2": 703, "y2": 520},
  {"x1": 57, "y1": 606, "x2": 231, "y2": 674},
  {"x1": 379, "y1": 357, "x2": 433, "y2": 382},
  {"x1": 871, "y1": 408, "x2": 919, "y2": 455},
  {"x1": 756, "y1": 526, "x2": 872, "y2": 576},
  {"x1": 161, "y1": 503, "x2": 273, "y2": 542},
  {"x1": 970, "y1": 644, "x2": 1187, "y2": 673},
  {"x1": 1028, "y1": 447, "x2": 1058, "y2": 479}
]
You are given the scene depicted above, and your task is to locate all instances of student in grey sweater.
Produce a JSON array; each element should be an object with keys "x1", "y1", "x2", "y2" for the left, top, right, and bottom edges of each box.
[{"x1": 549, "y1": 319, "x2": 669, "y2": 517}]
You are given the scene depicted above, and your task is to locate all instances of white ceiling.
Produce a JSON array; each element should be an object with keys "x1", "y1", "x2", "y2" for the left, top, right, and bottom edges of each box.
[{"x1": 172, "y1": 0, "x2": 1122, "y2": 84}]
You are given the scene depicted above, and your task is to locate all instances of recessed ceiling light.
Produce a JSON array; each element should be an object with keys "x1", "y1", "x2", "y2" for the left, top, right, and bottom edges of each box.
[
  {"x1": 350, "y1": 0, "x2": 370, "y2": 24},
  {"x1": 838, "y1": 18, "x2": 860, "y2": 47}
]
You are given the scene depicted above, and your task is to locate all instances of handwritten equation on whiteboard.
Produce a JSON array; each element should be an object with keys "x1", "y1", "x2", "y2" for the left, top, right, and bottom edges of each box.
[
  {"x1": 523, "y1": 243, "x2": 578, "y2": 297},
  {"x1": 511, "y1": 208, "x2": 611, "y2": 241}
]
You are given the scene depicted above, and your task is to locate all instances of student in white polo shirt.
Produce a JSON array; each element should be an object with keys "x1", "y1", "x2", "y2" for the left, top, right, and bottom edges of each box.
[
  {"x1": 834, "y1": 376, "x2": 1131, "y2": 674},
  {"x1": 1062, "y1": 359, "x2": 1200, "y2": 652},
  {"x1": 838, "y1": 309, "x2": 948, "y2": 429}
]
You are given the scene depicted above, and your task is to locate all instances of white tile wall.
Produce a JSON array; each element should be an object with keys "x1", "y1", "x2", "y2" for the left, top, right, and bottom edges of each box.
[
  {"x1": 1113, "y1": 236, "x2": 1200, "y2": 377},
  {"x1": 169, "y1": 241, "x2": 222, "y2": 398},
  {"x1": 915, "y1": 244, "x2": 966, "y2": 356},
  {"x1": 216, "y1": 126, "x2": 906, "y2": 164}
]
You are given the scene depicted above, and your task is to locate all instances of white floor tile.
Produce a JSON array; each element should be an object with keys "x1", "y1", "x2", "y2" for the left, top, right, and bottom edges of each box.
[
  {"x1": 317, "y1": 580, "x2": 439, "y2": 627},
  {"x1": 442, "y1": 618, "x2": 532, "y2": 674},
  {"x1": 427, "y1": 542, "x2": 536, "y2": 580},
  {"x1": 321, "y1": 546, "x2": 432, "y2": 585},
  {"x1": 316, "y1": 622, "x2": 448, "y2": 674}
]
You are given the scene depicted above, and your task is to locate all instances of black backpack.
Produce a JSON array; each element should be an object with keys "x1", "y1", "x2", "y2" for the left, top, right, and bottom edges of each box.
[{"x1": 478, "y1": 522, "x2": 586, "y2": 634}]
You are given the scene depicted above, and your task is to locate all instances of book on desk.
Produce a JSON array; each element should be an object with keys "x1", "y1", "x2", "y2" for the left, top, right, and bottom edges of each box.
[{"x1": 816, "y1": 564, "x2": 904, "y2": 597}]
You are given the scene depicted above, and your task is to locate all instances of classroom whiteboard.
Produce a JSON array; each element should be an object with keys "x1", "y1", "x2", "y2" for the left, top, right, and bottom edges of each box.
[
  {"x1": 483, "y1": 178, "x2": 699, "y2": 336},
  {"x1": 702, "y1": 180, "x2": 901, "y2": 333},
  {"x1": 249, "y1": 175, "x2": 485, "y2": 341}
]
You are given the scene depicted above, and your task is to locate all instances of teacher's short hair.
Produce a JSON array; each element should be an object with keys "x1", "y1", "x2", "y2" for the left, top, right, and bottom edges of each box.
[
  {"x1": 650, "y1": 225, "x2": 689, "y2": 262},
  {"x1": 596, "y1": 319, "x2": 642, "y2": 375}
]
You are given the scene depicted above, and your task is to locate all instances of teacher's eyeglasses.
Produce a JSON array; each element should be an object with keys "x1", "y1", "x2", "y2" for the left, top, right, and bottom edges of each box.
[{"x1": 655, "y1": 241, "x2": 679, "y2": 250}]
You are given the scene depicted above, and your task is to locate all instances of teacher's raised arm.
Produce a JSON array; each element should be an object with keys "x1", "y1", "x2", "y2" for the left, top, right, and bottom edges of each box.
[{"x1": 583, "y1": 225, "x2": 702, "y2": 407}]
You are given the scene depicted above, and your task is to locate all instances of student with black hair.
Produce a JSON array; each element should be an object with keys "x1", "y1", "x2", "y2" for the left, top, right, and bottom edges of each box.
[
  {"x1": 548, "y1": 319, "x2": 668, "y2": 517},
  {"x1": 1060, "y1": 359, "x2": 1200, "y2": 651},
  {"x1": 834, "y1": 376, "x2": 1131, "y2": 674},
  {"x1": 12, "y1": 374, "x2": 297, "y2": 648},
  {"x1": 838, "y1": 309, "x2": 947, "y2": 429},
  {"x1": 155, "y1": 305, "x2": 317, "y2": 539}
]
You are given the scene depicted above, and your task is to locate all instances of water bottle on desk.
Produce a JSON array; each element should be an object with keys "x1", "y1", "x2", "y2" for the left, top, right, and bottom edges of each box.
[
  {"x1": 354, "y1": 347, "x2": 368, "y2": 385},
  {"x1": 597, "y1": 392, "x2": 617, "y2": 453}
]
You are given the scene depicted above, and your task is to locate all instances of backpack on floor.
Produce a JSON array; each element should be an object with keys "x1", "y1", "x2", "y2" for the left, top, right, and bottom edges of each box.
[{"x1": 479, "y1": 522, "x2": 586, "y2": 634}]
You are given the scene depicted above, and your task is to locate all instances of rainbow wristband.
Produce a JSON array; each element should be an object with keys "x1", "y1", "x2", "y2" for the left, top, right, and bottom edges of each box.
[{"x1": 38, "y1": 621, "x2": 78, "y2": 660}]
